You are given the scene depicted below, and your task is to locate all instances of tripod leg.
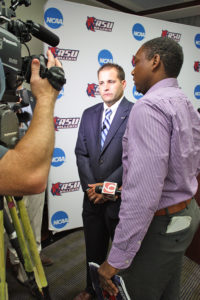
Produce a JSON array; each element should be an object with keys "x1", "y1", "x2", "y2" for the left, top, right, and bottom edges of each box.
[
  {"x1": 14, "y1": 197, "x2": 52, "y2": 300},
  {"x1": 6, "y1": 196, "x2": 44, "y2": 299},
  {"x1": 4, "y1": 208, "x2": 25, "y2": 266},
  {"x1": 0, "y1": 196, "x2": 8, "y2": 300}
]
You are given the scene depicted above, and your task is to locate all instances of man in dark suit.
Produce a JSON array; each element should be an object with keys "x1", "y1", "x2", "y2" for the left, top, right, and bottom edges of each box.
[{"x1": 74, "y1": 63, "x2": 133, "y2": 300}]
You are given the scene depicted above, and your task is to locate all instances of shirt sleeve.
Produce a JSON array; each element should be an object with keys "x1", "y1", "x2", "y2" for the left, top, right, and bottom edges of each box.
[{"x1": 108, "y1": 101, "x2": 171, "y2": 269}]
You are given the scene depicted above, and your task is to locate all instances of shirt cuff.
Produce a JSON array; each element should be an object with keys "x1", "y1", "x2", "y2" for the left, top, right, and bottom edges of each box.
[{"x1": 107, "y1": 244, "x2": 137, "y2": 269}]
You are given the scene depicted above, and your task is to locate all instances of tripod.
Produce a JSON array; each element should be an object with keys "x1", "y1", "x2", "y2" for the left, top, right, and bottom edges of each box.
[{"x1": 0, "y1": 195, "x2": 51, "y2": 299}]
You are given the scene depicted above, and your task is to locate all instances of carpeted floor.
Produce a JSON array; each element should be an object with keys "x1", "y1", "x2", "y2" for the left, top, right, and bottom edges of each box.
[
  {"x1": 6, "y1": 229, "x2": 200, "y2": 300},
  {"x1": 180, "y1": 256, "x2": 200, "y2": 300}
]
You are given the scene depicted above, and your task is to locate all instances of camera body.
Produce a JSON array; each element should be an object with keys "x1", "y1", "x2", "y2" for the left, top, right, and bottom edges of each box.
[
  {"x1": 0, "y1": 25, "x2": 21, "y2": 72},
  {"x1": 0, "y1": 25, "x2": 21, "y2": 91}
]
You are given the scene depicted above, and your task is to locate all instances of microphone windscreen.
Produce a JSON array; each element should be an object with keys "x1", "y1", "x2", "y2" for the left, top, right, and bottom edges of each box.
[{"x1": 27, "y1": 21, "x2": 60, "y2": 47}]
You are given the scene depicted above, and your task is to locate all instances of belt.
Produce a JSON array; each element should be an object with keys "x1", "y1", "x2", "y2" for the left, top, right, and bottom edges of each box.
[{"x1": 155, "y1": 198, "x2": 192, "y2": 216}]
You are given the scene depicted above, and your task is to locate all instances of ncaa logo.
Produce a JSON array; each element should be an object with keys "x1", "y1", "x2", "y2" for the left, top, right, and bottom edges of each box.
[
  {"x1": 194, "y1": 34, "x2": 200, "y2": 49},
  {"x1": 51, "y1": 211, "x2": 69, "y2": 229},
  {"x1": 132, "y1": 23, "x2": 145, "y2": 41},
  {"x1": 44, "y1": 8, "x2": 63, "y2": 29},
  {"x1": 57, "y1": 87, "x2": 64, "y2": 100},
  {"x1": 133, "y1": 86, "x2": 143, "y2": 100},
  {"x1": 194, "y1": 85, "x2": 200, "y2": 99},
  {"x1": 98, "y1": 49, "x2": 113, "y2": 66},
  {"x1": 51, "y1": 148, "x2": 65, "y2": 167}
]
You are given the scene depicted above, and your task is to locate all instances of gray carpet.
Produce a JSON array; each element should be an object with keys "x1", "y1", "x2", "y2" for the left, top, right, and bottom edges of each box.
[
  {"x1": 6, "y1": 229, "x2": 200, "y2": 299},
  {"x1": 180, "y1": 256, "x2": 200, "y2": 300}
]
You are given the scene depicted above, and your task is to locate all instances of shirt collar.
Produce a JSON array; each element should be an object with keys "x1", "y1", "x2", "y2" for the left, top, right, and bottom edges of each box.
[
  {"x1": 145, "y1": 78, "x2": 179, "y2": 96},
  {"x1": 103, "y1": 96, "x2": 123, "y2": 113}
]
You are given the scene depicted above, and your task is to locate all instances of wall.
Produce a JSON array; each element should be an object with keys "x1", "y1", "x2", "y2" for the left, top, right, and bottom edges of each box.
[
  {"x1": 2, "y1": 0, "x2": 200, "y2": 232},
  {"x1": 43, "y1": 0, "x2": 200, "y2": 232}
]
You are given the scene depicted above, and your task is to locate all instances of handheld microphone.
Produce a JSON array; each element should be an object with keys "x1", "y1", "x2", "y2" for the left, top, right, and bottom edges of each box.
[
  {"x1": 95, "y1": 182, "x2": 121, "y2": 201},
  {"x1": 26, "y1": 20, "x2": 60, "y2": 47}
]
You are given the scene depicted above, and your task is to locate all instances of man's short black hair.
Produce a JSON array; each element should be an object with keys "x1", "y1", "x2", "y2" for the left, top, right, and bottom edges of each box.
[
  {"x1": 97, "y1": 63, "x2": 125, "y2": 81},
  {"x1": 142, "y1": 37, "x2": 184, "y2": 78}
]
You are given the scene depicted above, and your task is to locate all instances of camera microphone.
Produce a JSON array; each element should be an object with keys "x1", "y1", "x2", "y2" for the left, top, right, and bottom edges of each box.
[
  {"x1": 95, "y1": 182, "x2": 121, "y2": 201},
  {"x1": 26, "y1": 20, "x2": 60, "y2": 47}
]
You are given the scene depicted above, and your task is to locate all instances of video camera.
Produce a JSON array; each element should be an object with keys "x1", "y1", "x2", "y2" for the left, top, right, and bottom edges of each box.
[{"x1": 0, "y1": 0, "x2": 65, "y2": 149}]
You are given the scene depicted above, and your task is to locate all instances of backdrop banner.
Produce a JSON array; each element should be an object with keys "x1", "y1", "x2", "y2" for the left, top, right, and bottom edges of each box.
[{"x1": 44, "y1": 0, "x2": 200, "y2": 232}]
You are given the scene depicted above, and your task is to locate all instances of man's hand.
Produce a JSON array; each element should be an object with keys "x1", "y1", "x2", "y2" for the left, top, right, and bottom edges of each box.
[
  {"x1": 87, "y1": 183, "x2": 104, "y2": 204},
  {"x1": 30, "y1": 50, "x2": 62, "y2": 104},
  {"x1": 87, "y1": 183, "x2": 120, "y2": 204},
  {"x1": 98, "y1": 261, "x2": 119, "y2": 296}
]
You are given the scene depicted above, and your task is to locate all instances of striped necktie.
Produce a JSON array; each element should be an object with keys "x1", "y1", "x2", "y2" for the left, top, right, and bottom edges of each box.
[{"x1": 101, "y1": 108, "x2": 112, "y2": 150}]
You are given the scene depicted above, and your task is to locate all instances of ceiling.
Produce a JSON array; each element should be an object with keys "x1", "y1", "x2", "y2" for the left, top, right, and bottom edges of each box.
[{"x1": 67, "y1": 0, "x2": 200, "y2": 26}]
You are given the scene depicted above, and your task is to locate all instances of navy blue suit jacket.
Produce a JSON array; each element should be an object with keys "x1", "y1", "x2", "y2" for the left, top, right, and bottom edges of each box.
[{"x1": 75, "y1": 97, "x2": 133, "y2": 215}]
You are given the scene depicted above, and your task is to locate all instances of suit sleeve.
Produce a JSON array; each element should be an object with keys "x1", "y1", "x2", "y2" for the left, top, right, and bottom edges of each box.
[
  {"x1": 75, "y1": 112, "x2": 96, "y2": 191},
  {"x1": 105, "y1": 165, "x2": 123, "y2": 187}
]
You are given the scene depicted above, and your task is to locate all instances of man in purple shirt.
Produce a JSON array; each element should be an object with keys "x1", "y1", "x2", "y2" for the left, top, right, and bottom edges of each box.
[{"x1": 98, "y1": 37, "x2": 200, "y2": 299}]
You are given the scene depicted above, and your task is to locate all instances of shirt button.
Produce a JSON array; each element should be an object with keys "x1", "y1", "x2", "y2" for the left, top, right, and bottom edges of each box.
[
  {"x1": 125, "y1": 260, "x2": 129, "y2": 264},
  {"x1": 138, "y1": 241, "x2": 141, "y2": 245}
]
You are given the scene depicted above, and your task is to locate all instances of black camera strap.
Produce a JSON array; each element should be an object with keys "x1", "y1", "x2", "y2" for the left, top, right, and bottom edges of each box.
[
  {"x1": 23, "y1": 55, "x2": 66, "y2": 91},
  {"x1": 43, "y1": 67, "x2": 66, "y2": 91}
]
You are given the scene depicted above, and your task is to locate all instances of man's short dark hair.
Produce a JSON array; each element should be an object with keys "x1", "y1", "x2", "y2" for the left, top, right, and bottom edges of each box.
[
  {"x1": 142, "y1": 37, "x2": 184, "y2": 78},
  {"x1": 97, "y1": 63, "x2": 125, "y2": 81}
]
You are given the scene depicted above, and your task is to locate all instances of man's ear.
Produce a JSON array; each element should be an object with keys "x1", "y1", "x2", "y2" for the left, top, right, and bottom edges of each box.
[
  {"x1": 152, "y1": 54, "x2": 161, "y2": 70},
  {"x1": 122, "y1": 80, "x2": 126, "y2": 89}
]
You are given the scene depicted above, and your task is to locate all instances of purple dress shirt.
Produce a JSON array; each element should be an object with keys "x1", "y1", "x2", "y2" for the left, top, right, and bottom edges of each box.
[{"x1": 108, "y1": 78, "x2": 200, "y2": 269}]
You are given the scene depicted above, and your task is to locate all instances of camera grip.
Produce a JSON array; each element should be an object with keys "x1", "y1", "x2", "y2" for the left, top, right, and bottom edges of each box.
[
  {"x1": 23, "y1": 55, "x2": 66, "y2": 91},
  {"x1": 44, "y1": 67, "x2": 66, "y2": 91}
]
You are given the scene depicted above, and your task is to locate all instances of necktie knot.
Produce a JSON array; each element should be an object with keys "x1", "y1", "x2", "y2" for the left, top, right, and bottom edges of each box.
[{"x1": 105, "y1": 108, "x2": 112, "y2": 118}]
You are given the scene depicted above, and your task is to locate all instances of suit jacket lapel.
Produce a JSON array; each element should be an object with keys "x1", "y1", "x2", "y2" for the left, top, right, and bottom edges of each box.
[{"x1": 92, "y1": 104, "x2": 103, "y2": 152}]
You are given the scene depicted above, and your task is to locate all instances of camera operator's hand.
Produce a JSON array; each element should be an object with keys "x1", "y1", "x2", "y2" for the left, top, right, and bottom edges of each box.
[
  {"x1": 0, "y1": 51, "x2": 65, "y2": 196},
  {"x1": 30, "y1": 50, "x2": 61, "y2": 105}
]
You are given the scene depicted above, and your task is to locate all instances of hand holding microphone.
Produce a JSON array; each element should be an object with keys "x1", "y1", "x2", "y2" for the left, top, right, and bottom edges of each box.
[
  {"x1": 87, "y1": 183, "x2": 104, "y2": 204},
  {"x1": 87, "y1": 182, "x2": 121, "y2": 204},
  {"x1": 95, "y1": 182, "x2": 121, "y2": 201}
]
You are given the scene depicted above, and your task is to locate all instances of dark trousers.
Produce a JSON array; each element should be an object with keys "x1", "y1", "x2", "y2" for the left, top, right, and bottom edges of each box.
[
  {"x1": 120, "y1": 198, "x2": 200, "y2": 300},
  {"x1": 82, "y1": 202, "x2": 119, "y2": 295}
]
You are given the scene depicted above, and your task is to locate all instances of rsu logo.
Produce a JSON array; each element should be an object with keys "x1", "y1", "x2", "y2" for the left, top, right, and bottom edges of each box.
[
  {"x1": 86, "y1": 17, "x2": 114, "y2": 32},
  {"x1": 51, "y1": 181, "x2": 81, "y2": 196},
  {"x1": 51, "y1": 211, "x2": 69, "y2": 229},
  {"x1": 51, "y1": 148, "x2": 65, "y2": 167},
  {"x1": 44, "y1": 8, "x2": 63, "y2": 29},
  {"x1": 86, "y1": 83, "x2": 100, "y2": 97},
  {"x1": 98, "y1": 49, "x2": 113, "y2": 66}
]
